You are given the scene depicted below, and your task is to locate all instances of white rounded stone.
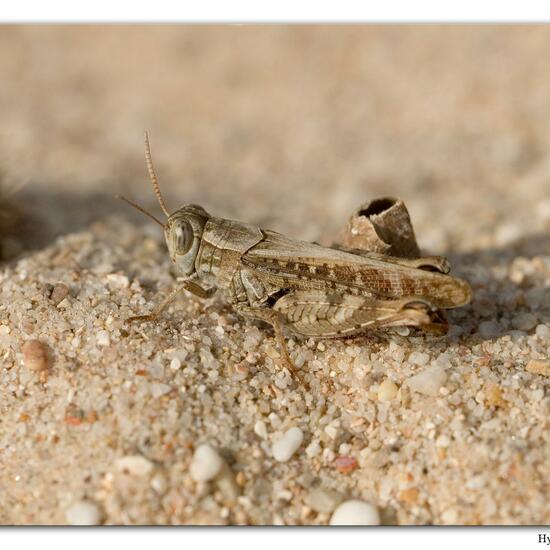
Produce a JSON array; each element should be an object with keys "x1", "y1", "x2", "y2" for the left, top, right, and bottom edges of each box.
[
  {"x1": 65, "y1": 500, "x2": 103, "y2": 525},
  {"x1": 272, "y1": 427, "x2": 303, "y2": 462},
  {"x1": 330, "y1": 500, "x2": 380, "y2": 525},
  {"x1": 190, "y1": 443, "x2": 224, "y2": 482}
]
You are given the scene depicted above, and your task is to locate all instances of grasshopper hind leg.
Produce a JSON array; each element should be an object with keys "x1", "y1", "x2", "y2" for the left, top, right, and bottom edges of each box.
[{"x1": 273, "y1": 290, "x2": 445, "y2": 339}]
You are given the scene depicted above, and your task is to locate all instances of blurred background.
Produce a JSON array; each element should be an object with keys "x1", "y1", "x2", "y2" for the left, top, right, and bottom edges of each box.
[{"x1": 1, "y1": 25, "x2": 549, "y2": 255}]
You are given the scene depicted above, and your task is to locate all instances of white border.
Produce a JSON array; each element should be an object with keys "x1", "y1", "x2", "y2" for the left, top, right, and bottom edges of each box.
[
  {"x1": 1, "y1": 527, "x2": 545, "y2": 550},
  {"x1": 2, "y1": 0, "x2": 550, "y2": 22},
  {"x1": 1, "y1": 4, "x2": 547, "y2": 549}
]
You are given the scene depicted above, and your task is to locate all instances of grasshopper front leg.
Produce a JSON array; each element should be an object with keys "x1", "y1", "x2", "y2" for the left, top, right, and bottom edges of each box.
[
  {"x1": 234, "y1": 304, "x2": 304, "y2": 382},
  {"x1": 127, "y1": 280, "x2": 215, "y2": 323}
]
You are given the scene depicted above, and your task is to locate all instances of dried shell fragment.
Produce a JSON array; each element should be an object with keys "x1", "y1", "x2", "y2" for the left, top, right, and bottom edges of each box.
[{"x1": 342, "y1": 197, "x2": 420, "y2": 258}]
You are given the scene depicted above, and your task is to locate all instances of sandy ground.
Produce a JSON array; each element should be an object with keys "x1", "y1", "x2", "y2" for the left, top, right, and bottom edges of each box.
[{"x1": 0, "y1": 26, "x2": 549, "y2": 525}]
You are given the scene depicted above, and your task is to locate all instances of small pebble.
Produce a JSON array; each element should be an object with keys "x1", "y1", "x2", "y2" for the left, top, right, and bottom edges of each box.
[
  {"x1": 65, "y1": 500, "x2": 103, "y2": 525},
  {"x1": 21, "y1": 339, "x2": 48, "y2": 371},
  {"x1": 151, "y1": 383, "x2": 171, "y2": 398},
  {"x1": 190, "y1": 444, "x2": 224, "y2": 482},
  {"x1": 170, "y1": 357, "x2": 182, "y2": 371},
  {"x1": 150, "y1": 472, "x2": 168, "y2": 494},
  {"x1": 535, "y1": 324, "x2": 550, "y2": 340},
  {"x1": 105, "y1": 273, "x2": 129, "y2": 289},
  {"x1": 441, "y1": 507, "x2": 458, "y2": 524},
  {"x1": 324, "y1": 421, "x2": 340, "y2": 440},
  {"x1": 377, "y1": 379, "x2": 398, "y2": 401},
  {"x1": 115, "y1": 455, "x2": 154, "y2": 476},
  {"x1": 407, "y1": 365, "x2": 447, "y2": 396},
  {"x1": 50, "y1": 282, "x2": 69, "y2": 305},
  {"x1": 330, "y1": 500, "x2": 381, "y2": 525},
  {"x1": 96, "y1": 330, "x2": 110, "y2": 347},
  {"x1": 305, "y1": 439, "x2": 321, "y2": 458},
  {"x1": 408, "y1": 351, "x2": 429, "y2": 366},
  {"x1": 272, "y1": 427, "x2": 303, "y2": 462},
  {"x1": 512, "y1": 313, "x2": 538, "y2": 332},
  {"x1": 306, "y1": 487, "x2": 343, "y2": 513},
  {"x1": 254, "y1": 420, "x2": 268, "y2": 440},
  {"x1": 215, "y1": 464, "x2": 240, "y2": 502},
  {"x1": 333, "y1": 456, "x2": 358, "y2": 474}
]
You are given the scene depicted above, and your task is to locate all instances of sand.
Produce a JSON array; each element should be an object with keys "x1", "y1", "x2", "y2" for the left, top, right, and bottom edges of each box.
[{"x1": 0, "y1": 26, "x2": 549, "y2": 525}]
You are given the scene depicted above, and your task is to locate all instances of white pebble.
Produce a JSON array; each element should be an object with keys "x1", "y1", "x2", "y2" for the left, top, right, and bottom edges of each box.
[
  {"x1": 377, "y1": 379, "x2": 398, "y2": 402},
  {"x1": 536, "y1": 324, "x2": 550, "y2": 340},
  {"x1": 105, "y1": 273, "x2": 129, "y2": 289},
  {"x1": 307, "y1": 487, "x2": 343, "y2": 513},
  {"x1": 268, "y1": 412, "x2": 282, "y2": 429},
  {"x1": 96, "y1": 330, "x2": 110, "y2": 347},
  {"x1": 190, "y1": 444, "x2": 224, "y2": 482},
  {"x1": 407, "y1": 365, "x2": 447, "y2": 396},
  {"x1": 170, "y1": 357, "x2": 182, "y2": 371},
  {"x1": 441, "y1": 507, "x2": 458, "y2": 524},
  {"x1": 512, "y1": 313, "x2": 538, "y2": 332},
  {"x1": 408, "y1": 351, "x2": 429, "y2": 366},
  {"x1": 215, "y1": 464, "x2": 239, "y2": 502},
  {"x1": 330, "y1": 500, "x2": 380, "y2": 525},
  {"x1": 150, "y1": 472, "x2": 168, "y2": 494},
  {"x1": 65, "y1": 500, "x2": 103, "y2": 525},
  {"x1": 151, "y1": 383, "x2": 171, "y2": 398},
  {"x1": 254, "y1": 420, "x2": 268, "y2": 440},
  {"x1": 115, "y1": 455, "x2": 154, "y2": 476},
  {"x1": 324, "y1": 420, "x2": 340, "y2": 440},
  {"x1": 305, "y1": 439, "x2": 321, "y2": 458},
  {"x1": 272, "y1": 427, "x2": 304, "y2": 462}
]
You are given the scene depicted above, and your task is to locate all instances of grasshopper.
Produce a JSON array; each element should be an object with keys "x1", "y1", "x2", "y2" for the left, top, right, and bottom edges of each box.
[{"x1": 118, "y1": 133, "x2": 472, "y2": 376}]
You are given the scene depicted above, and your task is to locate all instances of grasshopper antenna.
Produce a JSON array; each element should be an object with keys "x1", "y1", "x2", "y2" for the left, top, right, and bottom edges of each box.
[
  {"x1": 115, "y1": 194, "x2": 165, "y2": 227},
  {"x1": 144, "y1": 131, "x2": 171, "y2": 218}
]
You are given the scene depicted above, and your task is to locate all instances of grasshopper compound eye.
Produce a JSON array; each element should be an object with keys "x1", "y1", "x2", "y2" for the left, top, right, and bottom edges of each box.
[{"x1": 173, "y1": 221, "x2": 193, "y2": 255}]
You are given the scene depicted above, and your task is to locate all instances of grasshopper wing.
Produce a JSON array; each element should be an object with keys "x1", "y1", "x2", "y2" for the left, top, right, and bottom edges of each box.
[{"x1": 243, "y1": 230, "x2": 471, "y2": 309}]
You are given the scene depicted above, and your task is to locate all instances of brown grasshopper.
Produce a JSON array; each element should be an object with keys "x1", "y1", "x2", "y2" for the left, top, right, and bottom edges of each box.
[{"x1": 118, "y1": 133, "x2": 472, "y2": 375}]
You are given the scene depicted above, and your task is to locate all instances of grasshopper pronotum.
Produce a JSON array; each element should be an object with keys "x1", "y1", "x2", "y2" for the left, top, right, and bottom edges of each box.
[{"x1": 118, "y1": 134, "x2": 472, "y2": 376}]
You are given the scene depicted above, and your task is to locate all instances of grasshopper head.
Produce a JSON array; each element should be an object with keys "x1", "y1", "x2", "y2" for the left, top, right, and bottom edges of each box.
[
  {"x1": 117, "y1": 134, "x2": 211, "y2": 276},
  {"x1": 165, "y1": 205, "x2": 210, "y2": 275}
]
